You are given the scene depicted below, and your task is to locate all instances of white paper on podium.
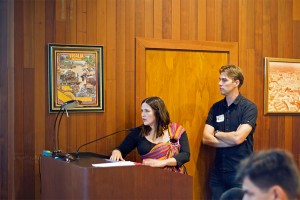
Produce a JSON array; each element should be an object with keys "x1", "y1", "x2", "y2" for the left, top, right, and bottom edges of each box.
[{"x1": 92, "y1": 161, "x2": 136, "y2": 167}]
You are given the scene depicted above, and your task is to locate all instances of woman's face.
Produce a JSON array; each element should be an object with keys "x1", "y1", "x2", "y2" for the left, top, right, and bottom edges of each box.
[{"x1": 141, "y1": 102, "x2": 156, "y2": 128}]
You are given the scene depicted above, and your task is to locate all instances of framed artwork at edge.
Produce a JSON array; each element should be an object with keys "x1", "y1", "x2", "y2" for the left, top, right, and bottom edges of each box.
[
  {"x1": 48, "y1": 44, "x2": 104, "y2": 112},
  {"x1": 264, "y1": 57, "x2": 300, "y2": 115}
]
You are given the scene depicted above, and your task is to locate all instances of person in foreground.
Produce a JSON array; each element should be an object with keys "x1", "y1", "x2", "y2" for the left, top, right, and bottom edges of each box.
[
  {"x1": 220, "y1": 187, "x2": 245, "y2": 200},
  {"x1": 236, "y1": 149, "x2": 300, "y2": 200},
  {"x1": 202, "y1": 65, "x2": 258, "y2": 199},
  {"x1": 110, "y1": 96, "x2": 190, "y2": 174}
]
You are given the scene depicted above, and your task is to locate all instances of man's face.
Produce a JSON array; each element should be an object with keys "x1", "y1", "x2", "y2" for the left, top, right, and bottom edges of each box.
[
  {"x1": 218, "y1": 72, "x2": 239, "y2": 96},
  {"x1": 242, "y1": 177, "x2": 274, "y2": 200}
]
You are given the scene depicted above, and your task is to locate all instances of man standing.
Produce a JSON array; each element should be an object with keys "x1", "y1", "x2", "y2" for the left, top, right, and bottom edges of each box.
[{"x1": 202, "y1": 65, "x2": 258, "y2": 200}]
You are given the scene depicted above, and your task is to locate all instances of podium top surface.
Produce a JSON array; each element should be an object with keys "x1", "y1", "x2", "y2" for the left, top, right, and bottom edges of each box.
[{"x1": 49, "y1": 152, "x2": 110, "y2": 168}]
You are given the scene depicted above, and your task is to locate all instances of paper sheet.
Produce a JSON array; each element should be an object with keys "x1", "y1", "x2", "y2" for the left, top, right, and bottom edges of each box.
[{"x1": 92, "y1": 161, "x2": 136, "y2": 167}]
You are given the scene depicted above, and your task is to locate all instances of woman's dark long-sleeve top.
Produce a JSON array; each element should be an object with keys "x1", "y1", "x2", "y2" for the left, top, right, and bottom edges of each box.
[{"x1": 115, "y1": 126, "x2": 190, "y2": 166}]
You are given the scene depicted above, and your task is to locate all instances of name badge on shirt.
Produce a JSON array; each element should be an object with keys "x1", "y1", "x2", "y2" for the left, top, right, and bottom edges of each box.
[{"x1": 216, "y1": 114, "x2": 224, "y2": 122}]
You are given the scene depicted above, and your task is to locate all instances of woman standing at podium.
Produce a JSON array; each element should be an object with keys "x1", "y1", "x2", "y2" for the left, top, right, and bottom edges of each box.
[{"x1": 110, "y1": 96, "x2": 190, "y2": 174}]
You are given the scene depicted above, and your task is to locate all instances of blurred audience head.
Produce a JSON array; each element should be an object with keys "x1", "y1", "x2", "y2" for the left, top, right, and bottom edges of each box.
[
  {"x1": 236, "y1": 149, "x2": 300, "y2": 200},
  {"x1": 220, "y1": 187, "x2": 244, "y2": 200}
]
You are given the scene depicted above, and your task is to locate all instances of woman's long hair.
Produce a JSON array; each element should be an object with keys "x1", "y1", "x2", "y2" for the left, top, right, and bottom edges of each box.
[{"x1": 140, "y1": 96, "x2": 171, "y2": 138}]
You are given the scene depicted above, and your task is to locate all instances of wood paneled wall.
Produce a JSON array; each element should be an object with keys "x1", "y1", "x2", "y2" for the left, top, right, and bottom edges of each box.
[
  {"x1": 0, "y1": 0, "x2": 14, "y2": 199},
  {"x1": 1, "y1": 0, "x2": 300, "y2": 199},
  {"x1": 0, "y1": 1, "x2": 8, "y2": 198}
]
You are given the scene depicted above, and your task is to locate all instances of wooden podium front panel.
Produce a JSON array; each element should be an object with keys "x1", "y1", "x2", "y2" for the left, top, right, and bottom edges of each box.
[
  {"x1": 41, "y1": 155, "x2": 193, "y2": 199},
  {"x1": 41, "y1": 157, "x2": 91, "y2": 199},
  {"x1": 89, "y1": 165, "x2": 192, "y2": 199}
]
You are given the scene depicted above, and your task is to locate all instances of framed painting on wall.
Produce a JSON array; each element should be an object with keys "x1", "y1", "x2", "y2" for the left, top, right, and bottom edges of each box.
[
  {"x1": 264, "y1": 57, "x2": 300, "y2": 114},
  {"x1": 48, "y1": 44, "x2": 104, "y2": 112}
]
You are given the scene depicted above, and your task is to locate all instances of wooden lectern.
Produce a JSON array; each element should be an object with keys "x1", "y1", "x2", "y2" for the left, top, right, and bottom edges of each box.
[{"x1": 41, "y1": 152, "x2": 193, "y2": 199}]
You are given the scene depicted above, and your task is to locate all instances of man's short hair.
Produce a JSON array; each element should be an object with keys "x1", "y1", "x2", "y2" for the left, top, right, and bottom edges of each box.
[
  {"x1": 219, "y1": 65, "x2": 244, "y2": 88},
  {"x1": 236, "y1": 149, "x2": 300, "y2": 199}
]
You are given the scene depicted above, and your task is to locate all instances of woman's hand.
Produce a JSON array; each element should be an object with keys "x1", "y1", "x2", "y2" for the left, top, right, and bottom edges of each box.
[
  {"x1": 110, "y1": 149, "x2": 124, "y2": 161},
  {"x1": 143, "y1": 158, "x2": 177, "y2": 167},
  {"x1": 142, "y1": 159, "x2": 167, "y2": 168}
]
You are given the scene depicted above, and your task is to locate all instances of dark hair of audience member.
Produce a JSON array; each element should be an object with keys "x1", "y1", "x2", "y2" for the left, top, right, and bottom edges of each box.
[
  {"x1": 220, "y1": 187, "x2": 244, "y2": 200},
  {"x1": 236, "y1": 149, "x2": 300, "y2": 199}
]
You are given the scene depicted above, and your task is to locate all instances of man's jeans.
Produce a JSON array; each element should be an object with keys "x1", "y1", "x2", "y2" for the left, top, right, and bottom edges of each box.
[{"x1": 209, "y1": 169, "x2": 242, "y2": 200}]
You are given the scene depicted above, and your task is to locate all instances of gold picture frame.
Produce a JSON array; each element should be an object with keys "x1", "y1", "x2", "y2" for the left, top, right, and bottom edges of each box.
[
  {"x1": 48, "y1": 44, "x2": 104, "y2": 112},
  {"x1": 264, "y1": 57, "x2": 300, "y2": 114}
]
